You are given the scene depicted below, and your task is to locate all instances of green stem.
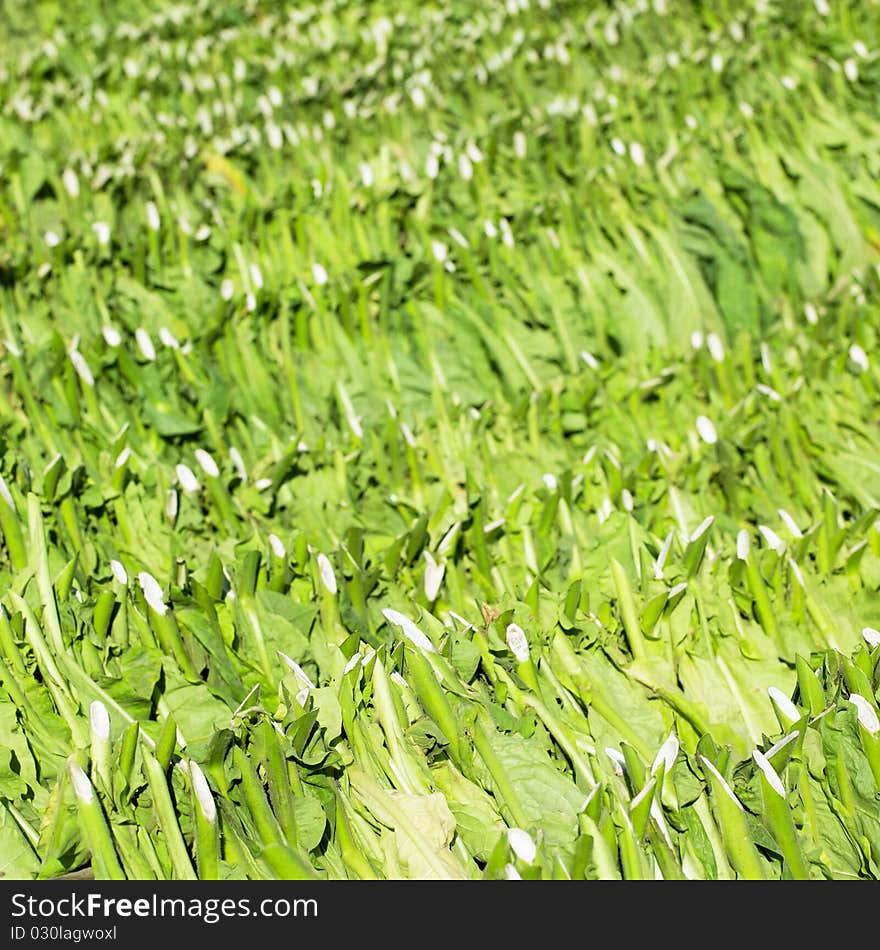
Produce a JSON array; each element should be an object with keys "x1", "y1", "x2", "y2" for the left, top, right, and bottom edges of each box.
[
  {"x1": 67, "y1": 757, "x2": 126, "y2": 881},
  {"x1": 142, "y1": 749, "x2": 197, "y2": 880},
  {"x1": 471, "y1": 713, "x2": 531, "y2": 829}
]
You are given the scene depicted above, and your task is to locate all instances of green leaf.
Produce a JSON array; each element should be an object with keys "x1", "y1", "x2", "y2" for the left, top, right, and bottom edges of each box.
[
  {"x1": 431, "y1": 761, "x2": 506, "y2": 862},
  {"x1": 0, "y1": 804, "x2": 40, "y2": 879},
  {"x1": 471, "y1": 725, "x2": 588, "y2": 849},
  {"x1": 292, "y1": 796, "x2": 327, "y2": 853}
]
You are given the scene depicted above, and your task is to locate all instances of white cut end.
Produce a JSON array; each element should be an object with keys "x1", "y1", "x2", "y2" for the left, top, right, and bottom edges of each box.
[
  {"x1": 68, "y1": 347, "x2": 94, "y2": 387},
  {"x1": 752, "y1": 749, "x2": 786, "y2": 798},
  {"x1": 249, "y1": 263, "x2": 263, "y2": 291},
  {"x1": 654, "y1": 530, "x2": 674, "y2": 580},
  {"x1": 777, "y1": 509, "x2": 802, "y2": 538},
  {"x1": 689, "y1": 515, "x2": 714, "y2": 543},
  {"x1": 390, "y1": 671, "x2": 408, "y2": 690},
  {"x1": 690, "y1": 331, "x2": 704, "y2": 350},
  {"x1": 736, "y1": 529, "x2": 750, "y2": 561},
  {"x1": 448, "y1": 227, "x2": 469, "y2": 249},
  {"x1": 629, "y1": 141, "x2": 645, "y2": 166},
  {"x1": 447, "y1": 611, "x2": 474, "y2": 632},
  {"x1": 850, "y1": 693, "x2": 880, "y2": 735},
  {"x1": 135, "y1": 327, "x2": 156, "y2": 361},
  {"x1": 91, "y1": 221, "x2": 111, "y2": 245},
  {"x1": 43, "y1": 454, "x2": 62, "y2": 477},
  {"x1": 458, "y1": 153, "x2": 473, "y2": 182},
  {"x1": 158, "y1": 326, "x2": 179, "y2": 349},
  {"x1": 45, "y1": 230, "x2": 61, "y2": 248},
  {"x1": 175, "y1": 463, "x2": 200, "y2": 494},
  {"x1": 504, "y1": 863, "x2": 522, "y2": 880},
  {"x1": 138, "y1": 571, "x2": 167, "y2": 615},
  {"x1": 610, "y1": 137, "x2": 626, "y2": 156},
  {"x1": 764, "y1": 730, "x2": 800, "y2": 760},
  {"x1": 194, "y1": 448, "x2": 219, "y2": 478},
  {"x1": 580, "y1": 350, "x2": 599, "y2": 370},
  {"x1": 343, "y1": 652, "x2": 362, "y2": 675},
  {"x1": 507, "y1": 827, "x2": 537, "y2": 864},
  {"x1": 102, "y1": 324, "x2": 122, "y2": 347},
  {"x1": 317, "y1": 552, "x2": 337, "y2": 594},
  {"x1": 423, "y1": 551, "x2": 445, "y2": 602},
  {"x1": 696, "y1": 415, "x2": 718, "y2": 445},
  {"x1": 229, "y1": 446, "x2": 247, "y2": 481},
  {"x1": 768, "y1": 686, "x2": 801, "y2": 724},
  {"x1": 631, "y1": 778, "x2": 656, "y2": 809},
  {"x1": 114, "y1": 446, "x2": 131, "y2": 469},
  {"x1": 312, "y1": 262, "x2": 328, "y2": 285},
  {"x1": 400, "y1": 423, "x2": 416, "y2": 448},
  {"x1": 506, "y1": 623, "x2": 530, "y2": 663},
  {"x1": 89, "y1": 700, "x2": 110, "y2": 741},
  {"x1": 605, "y1": 747, "x2": 626, "y2": 776},
  {"x1": 787, "y1": 557, "x2": 805, "y2": 588},
  {"x1": 189, "y1": 760, "x2": 216, "y2": 823},
  {"x1": 382, "y1": 608, "x2": 435, "y2": 653},
  {"x1": 755, "y1": 383, "x2": 782, "y2": 402},
  {"x1": 166, "y1": 488, "x2": 178, "y2": 520},
  {"x1": 63, "y1": 167, "x2": 80, "y2": 198},
  {"x1": 863, "y1": 627, "x2": 880, "y2": 649},
  {"x1": 110, "y1": 559, "x2": 128, "y2": 585},
  {"x1": 255, "y1": 478, "x2": 273, "y2": 491},
  {"x1": 651, "y1": 732, "x2": 679, "y2": 776},
  {"x1": 621, "y1": 489, "x2": 634, "y2": 512},
  {"x1": 278, "y1": 651, "x2": 316, "y2": 689},
  {"x1": 758, "y1": 525, "x2": 785, "y2": 554},
  {"x1": 221, "y1": 278, "x2": 235, "y2": 301},
  {"x1": 466, "y1": 140, "x2": 483, "y2": 164},
  {"x1": 668, "y1": 581, "x2": 688, "y2": 600},
  {"x1": 145, "y1": 200, "x2": 160, "y2": 231},
  {"x1": 411, "y1": 85, "x2": 427, "y2": 109},
  {"x1": 699, "y1": 756, "x2": 743, "y2": 809},
  {"x1": 431, "y1": 240, "x2": 448, "y2": 263},
  {"x1": 542, "y1": 473, "x2": 557, "y2": 491},
  {"x1": 513, "y1": 130, "x2": 527, "y2": 159},
  {"x1": 68, "y1": 760, "x2": 94, "y2": 804},
  {"x1": 849, "y1": 344, "x2": 869, "y2": 372},
  {"x1": 0, "y1": 473, "x2": 15, "y2": 510},
  {"x1": 337, "y1": 383, "x2": 363, "y2": 439},
  {"x1": 268, "y1": 533, "x2": 286, "y2": 559}
]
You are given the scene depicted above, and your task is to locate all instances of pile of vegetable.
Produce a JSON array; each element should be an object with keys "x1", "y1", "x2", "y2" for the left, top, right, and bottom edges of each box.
[{"x1": 1, "y1": 0, "x2": 879, "y2": 880}]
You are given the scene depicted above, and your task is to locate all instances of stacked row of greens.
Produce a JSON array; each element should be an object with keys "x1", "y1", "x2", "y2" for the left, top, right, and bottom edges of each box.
[{"x1": 1, "y1": 0, "x2": 879, "y2": 879}]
